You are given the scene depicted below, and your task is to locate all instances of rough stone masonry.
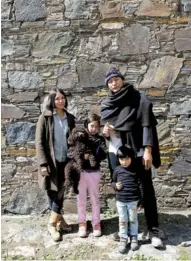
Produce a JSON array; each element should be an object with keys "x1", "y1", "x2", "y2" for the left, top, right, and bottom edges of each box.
[{"x1": 1, "y1": 0, "x2": 191, "y2": 215}]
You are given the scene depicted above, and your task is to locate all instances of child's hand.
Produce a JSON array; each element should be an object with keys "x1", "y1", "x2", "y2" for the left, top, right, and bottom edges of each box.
[
  {"x1": 138, "y1": 200, "x2": 143, "y2": 211},
  {"x1": 84, "y1": 153, "x2": 89, "y2": 160},
  {"x1": 102, "y1": 122, "x2": 111, "y2": 137},
  {"x1": 116, "y1": 182, "x2": 123, "y2": 190},
  {"x1": 40, "y1": 166, "x2": 49, "y2": 177},
  {"x1": 138, "y1": 205, "x2": 143, "y2": 211}
]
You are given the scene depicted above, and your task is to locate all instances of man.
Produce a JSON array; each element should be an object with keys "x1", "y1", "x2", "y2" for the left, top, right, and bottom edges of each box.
[{"x1": 101, "y1": 67, "x2": 163, "y2": 248}]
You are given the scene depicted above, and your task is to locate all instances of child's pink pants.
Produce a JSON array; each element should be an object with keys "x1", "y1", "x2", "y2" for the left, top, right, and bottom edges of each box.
[{"x1": 77, "y1": 170, "x2": 101, "y2": 227}]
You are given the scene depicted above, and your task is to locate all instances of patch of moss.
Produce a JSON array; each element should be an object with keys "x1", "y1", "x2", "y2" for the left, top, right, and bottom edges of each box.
[
  {"x1": 3, "y1": 256, "x2": 35, "y2": 261},
  {"x1": 178, "y1": 247, "x2": 191, "y2": 260},
  {"x1": 132, "y1": 254, "x2": 160, "y2": 261}
]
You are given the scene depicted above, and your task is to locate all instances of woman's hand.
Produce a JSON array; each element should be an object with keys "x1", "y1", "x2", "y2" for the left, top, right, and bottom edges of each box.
[
  {"x1": 40, "y1": 166, "x2": 49, "y2": 177},
  {"x1": 102, "y1": 122, "x2": 111, "y2": 137},
  {"x1": 116, "y1": 182, "x2": 123, "y2": 190},
  {"x1": 143, "y1": 146, "x2": 152, "y2": 170}
]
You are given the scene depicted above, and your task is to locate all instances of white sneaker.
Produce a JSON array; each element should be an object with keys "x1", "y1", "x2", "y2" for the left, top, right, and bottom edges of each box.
[
  {"x1": 138, "y1": 229, "x2": 150, "y2": 241},
  {"x1": 150, "y1": 228, "x2": 163, "y2": 248},
  {"x1": 93, "y1": 223, "x2": 102, "y2": 237},
  {"x1": 78, "y1": 222, "x2": 87, "y2": 238}
]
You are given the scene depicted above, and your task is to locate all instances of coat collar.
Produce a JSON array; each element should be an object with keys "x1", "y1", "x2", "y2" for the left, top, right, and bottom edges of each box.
[{"x1": 43, "y1": 109, "x2": 53, "y2": 116}]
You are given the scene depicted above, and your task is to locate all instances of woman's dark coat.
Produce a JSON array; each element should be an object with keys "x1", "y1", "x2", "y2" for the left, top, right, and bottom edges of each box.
[{"x1": 35, "y1": 109, "x2": 75, "y2": 191}]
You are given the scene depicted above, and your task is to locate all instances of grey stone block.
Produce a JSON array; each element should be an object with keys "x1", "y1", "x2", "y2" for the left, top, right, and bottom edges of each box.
[
  {"x1": 1, "y1": 1, "x2": 11, "y2": 20},
  {"x1": 1, "y1": 39, "x2": 14, "y2": 57},
  {"x1": 32, "y1": 32, "x2": 75, "y2": 58},
  {"x1": 1, "y1": 164, "x2": 16, "y2": 180},
  {"x1": 187, "y1": 76, "x2": 191, "y2": 86},
  {"x1": 135, "y1": 0, "x2": 171, "y2": 17},
  {"x1": 175, "y1": 39, "x2": 191, "y2": 52},
  {"x1": 8, "y1": 71, "x2": 44, "y2": 90},
  {"x1": 169, "y1": 99, "x2": 191, "y2": 115},
  {"x1": 5, "y1": 122, "x2": 36, "y2": 144},
  {"x1": 4, "y1": 183, "x2": 48, "y2": 214},
  {"x1": 2, "y1": 104, "x2": 25, "y2": 119},
  {"x1": 140, "y1": 56, "x2": 183, "y2": 89},
  {"x1": 118, "y1": 24, "x2": 150, "y2": 55},
  {"x1": 76, "y1": 59, "x2": 111, "y2": 88},
  {"x1": 14, "y1": 0, "x2": 47, "y2": 21},
  {"x1": 8, "y1": 92, "x2": 39, "y2": 102},
  {"x1": 65, "y1": 0, "x2": 89, "y2": 19},
  {"x1": 169, "y1": 160, "x2": 191, "y2": 177},
  {"x1": 175, "y1": 28, "x2": 191, "y2": 52}
]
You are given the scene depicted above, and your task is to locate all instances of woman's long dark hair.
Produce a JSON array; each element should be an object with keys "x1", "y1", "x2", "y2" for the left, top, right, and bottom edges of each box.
[{"x1": 42, "y1": 88, "x2": 68, "y2": 112}]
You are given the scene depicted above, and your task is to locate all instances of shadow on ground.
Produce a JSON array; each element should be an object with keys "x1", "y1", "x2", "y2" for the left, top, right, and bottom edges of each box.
[{"x1": 101, "y1": 212, "x2": 191, "y2": 246}]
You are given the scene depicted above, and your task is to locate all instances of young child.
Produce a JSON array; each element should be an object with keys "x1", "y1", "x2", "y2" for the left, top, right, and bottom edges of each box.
[
  {"x1": 112, "y1": 146, "x2": 143, "y2": 254},
  {"x1": 77, "y1": 114, "x2": 107, "y2": 238}
]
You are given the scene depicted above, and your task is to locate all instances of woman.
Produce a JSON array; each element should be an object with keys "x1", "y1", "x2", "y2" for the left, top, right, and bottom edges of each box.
[
  {"x1": 35, "y1": 88, "x2": 75, "y2": 241},
  {"x1": 101, "y1": 67, "x2": 163, "y2": 248}
]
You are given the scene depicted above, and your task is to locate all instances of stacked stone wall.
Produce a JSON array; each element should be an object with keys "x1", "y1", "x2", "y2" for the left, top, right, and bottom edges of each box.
[{"x1": 1, "y1": 0, "x2": 191, "y2": 214}]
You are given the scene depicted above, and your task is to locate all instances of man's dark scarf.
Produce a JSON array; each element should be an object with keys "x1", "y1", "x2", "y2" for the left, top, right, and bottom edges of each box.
[
  {"x1": 101, "y1": 84, "x2": 157, "y2": 130},
  {"x1": 100, "y1": 83, "x2": 161, "y2": 168}
]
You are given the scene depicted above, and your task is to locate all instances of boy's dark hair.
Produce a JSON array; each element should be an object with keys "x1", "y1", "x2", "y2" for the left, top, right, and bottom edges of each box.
[
  {"x1": 116, "y1": 146, "x2": 135, "y2": 159},
  {"x1": 84, "y1": 113, "x2": 100, "y2": 129}
]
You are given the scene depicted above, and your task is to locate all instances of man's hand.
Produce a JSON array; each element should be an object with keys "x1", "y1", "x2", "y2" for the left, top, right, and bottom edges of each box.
[
  {"x1": 116, "y1": 182, "x2": 123, "y2": 190},
  {"x1": 143, "y1": 146, "x2": 152, "y2": 170},
  {"x1": 40, "y1": 166, "x2": 49, "y2": 177}
]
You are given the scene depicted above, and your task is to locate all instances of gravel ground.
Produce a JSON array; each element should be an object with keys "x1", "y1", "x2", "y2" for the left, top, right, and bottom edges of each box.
[{"x1": 1, "y1": 210, "x2": 191, "y2": 260}]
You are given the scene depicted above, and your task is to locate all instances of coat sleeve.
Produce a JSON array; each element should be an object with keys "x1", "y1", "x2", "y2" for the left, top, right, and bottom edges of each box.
[
  {"x1": 96, "y1": 136, "x2": 107, "y2": 161},
  {"x1": 111, "y1": 168, "x2": 117, "y2": 190},
  {"x1": 140, "y1": 95, "x2": 157, "y2": 127},
  {"x1": 140, "y1": 94, "x2": 161, "y2": 168},
  {"x1": 70, "y1": 115, "x2": 75, "y2": 131},
  {"x1": 143, "y1": 126, "x2": 153, "y2": 147},
  {"x1": 68, "y1": 113, "x2": 75, "y2": 132},
  {"x1": 67, "y1": 114, "x2": 75, "y2": 159},
  {"x1": 35, "y1": 115, "x2": 49, "y2": 167}
]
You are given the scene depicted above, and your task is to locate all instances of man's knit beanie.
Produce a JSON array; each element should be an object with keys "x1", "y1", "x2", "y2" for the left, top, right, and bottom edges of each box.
[{"x1": 104, "y1": 67, "x2": 124, "y2": 85}]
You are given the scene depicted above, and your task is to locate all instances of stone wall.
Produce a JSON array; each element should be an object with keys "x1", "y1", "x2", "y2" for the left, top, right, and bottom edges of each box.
[{"x1": 1, "y1": 0, "x2": 191, "y2": 214}]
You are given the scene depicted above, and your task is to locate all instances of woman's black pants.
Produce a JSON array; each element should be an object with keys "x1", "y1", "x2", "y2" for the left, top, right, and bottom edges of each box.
[{"x1": 47, "y1": 161, "x2": 66, "y2": 214}]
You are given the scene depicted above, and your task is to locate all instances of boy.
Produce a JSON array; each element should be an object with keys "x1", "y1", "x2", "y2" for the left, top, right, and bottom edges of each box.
[{"x1": 112, "y1": 146, "x2": 143, "y2": 254}]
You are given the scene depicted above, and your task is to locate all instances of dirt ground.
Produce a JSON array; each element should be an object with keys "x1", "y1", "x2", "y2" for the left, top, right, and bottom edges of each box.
[{"x1": 1, "y1": 210, "x2": 191, "y2": 260}]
